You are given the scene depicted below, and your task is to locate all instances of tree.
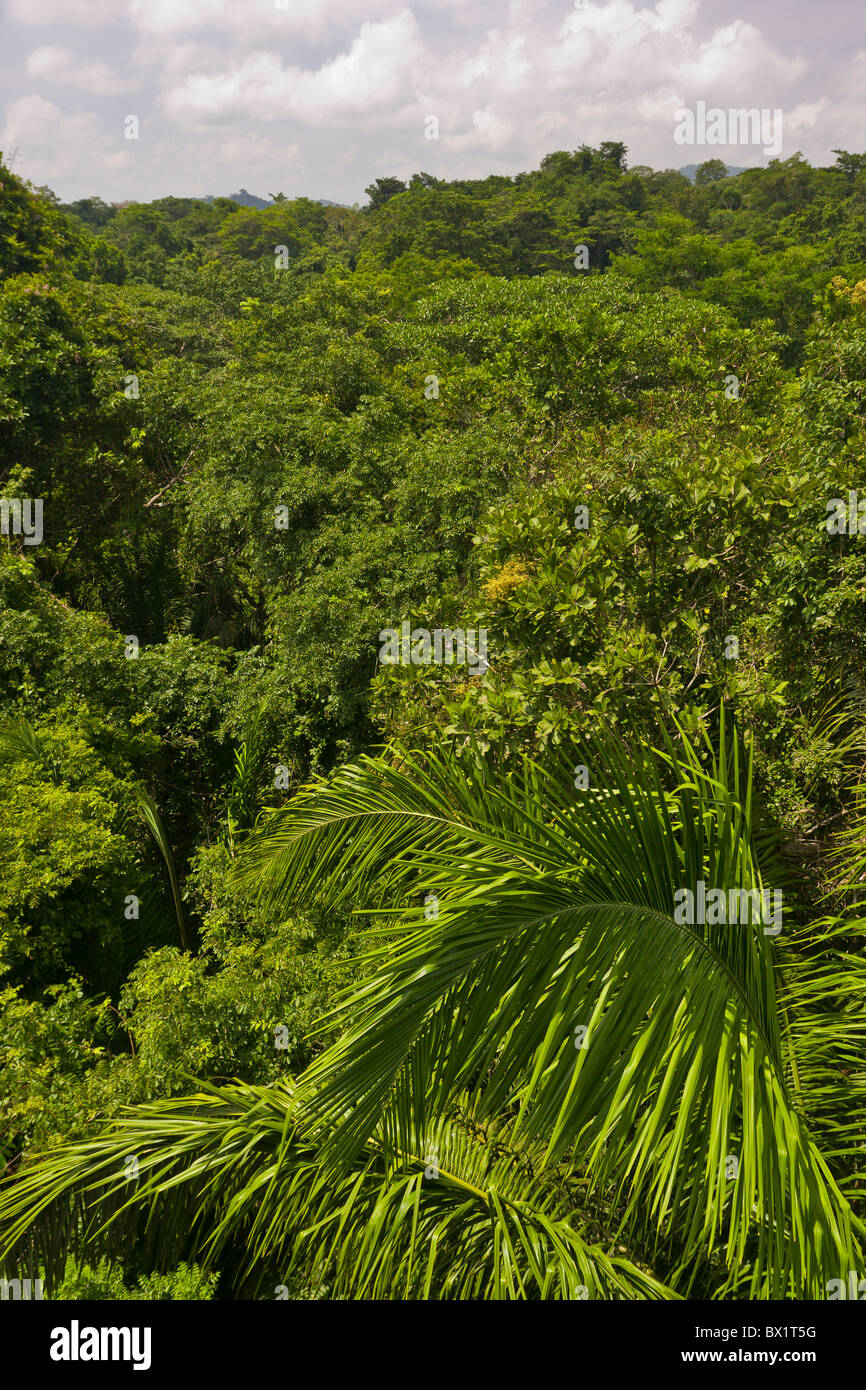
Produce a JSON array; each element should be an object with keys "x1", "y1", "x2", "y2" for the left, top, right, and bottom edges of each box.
[
  {"x1": 363, "y1": 176, "x2": 407, "y2": 210},
  {"x1": 832, "y1": 150, "x2": 866, "y2": 182},
  {"x1": 59, "y1": 197, "x2": 116, "y2": 229},
  {"x1": 599, "y1": 140, "x2": 627, "y2": 173},
  {"x1": 694, "y1": 159, "x2": 729, "y2": 187}
]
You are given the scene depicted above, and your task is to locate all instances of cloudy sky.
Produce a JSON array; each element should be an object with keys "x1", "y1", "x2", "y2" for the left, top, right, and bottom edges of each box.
[{"x1": 0, "y1": 0, "x2": 863, "y2": 205}]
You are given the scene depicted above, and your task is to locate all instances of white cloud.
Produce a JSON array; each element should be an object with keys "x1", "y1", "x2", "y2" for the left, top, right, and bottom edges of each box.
[
  {"x1": 5, "y1": 0, "x2": 120, "y2": 25},
  {"x1": 163, "y1": 12, "x2": 426, "y2": 126},
  {"x1": 1, "y1": 1, "x2": 863, "y2": 202},
  {"x1": 0, "y1": 91, "x2": 305, "y2": 200},
  {"x1": 680, "y1": 19, "x2": 806, "y2": 89},
  {"x1": 6, "y1": 0, "x2": 407, "y2": 42},
  {"x1": 449, "y1": 107, "x2": 516, "y2": 152},
  {"x1": 0, "y1": 94, "x2": 134, "y2": 184},
  {"x1": 26, "y1": 46, "x2": 132, "y2": 96},
  {"x1": 784, "y1": 98, "x2": 830, "y2": 135},
  {"x1": 129, "y1": 0, "x2": 417, "y2": 45}
]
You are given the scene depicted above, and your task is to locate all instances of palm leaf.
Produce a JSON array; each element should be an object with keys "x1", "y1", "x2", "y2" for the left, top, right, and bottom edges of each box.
[
  {"x1": 0, "y1": 1082, "x2": 675, "y2": 1300},
  {"x1": 132, "y1": 784, "x2": 188, "y2": 952},
  {"x1": 233, "y1": 717, "x2": 863, "y2": 1297}
]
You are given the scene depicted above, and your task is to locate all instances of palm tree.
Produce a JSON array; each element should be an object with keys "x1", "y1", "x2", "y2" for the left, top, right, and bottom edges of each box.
[{"x1": 1, "y1": 718, "x2": 863, "y2": 1298}]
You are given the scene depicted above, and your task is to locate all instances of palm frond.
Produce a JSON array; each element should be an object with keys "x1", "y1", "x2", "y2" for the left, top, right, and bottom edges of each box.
[
  {"x1": 0, "y1": 1083, "x2": 676, "y2": 1300},
  {"x1": 132, "y1": 784, "x2": 188, "y2": 951},
  {"x1": 233, "y1": 719, "x2": 862, "y2": 1296},
  {"x1": 0, "y1": 716, "x2": 61, "y2": 783}
]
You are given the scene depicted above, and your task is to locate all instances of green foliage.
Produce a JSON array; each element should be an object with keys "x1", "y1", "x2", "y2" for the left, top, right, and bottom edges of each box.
[
  {"x1": 0, "y1": 716, "x2": 148, "y2": 993},
  {"x1": 0, "y1": 981, "x2": 116, "y2": 1160},
  {"x1": 0, "y1": 162, "x2": 124, "y2": 283},
  {"x1": 2, "y1": 143, "x2": 866, "y2": 1301},
  {"x1": 2, "y1": 725, "x2": 863, "y2": 1298},
  {"x1": 53, "y1": 1257, "x2": 216, "y2": 1300}
]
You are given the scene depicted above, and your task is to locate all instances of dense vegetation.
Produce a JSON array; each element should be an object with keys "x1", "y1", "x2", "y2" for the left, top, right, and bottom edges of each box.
[{"x1": 1, "y1": 144, "x2": 865, "y2": 1299}]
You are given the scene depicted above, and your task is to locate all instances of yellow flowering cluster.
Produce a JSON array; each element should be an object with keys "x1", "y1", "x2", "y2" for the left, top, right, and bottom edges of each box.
[
  {"x1": 830, "y1": 276, "x2": 866, "y2": 305},
  {"x1": 481, "y1": 558, "x2": 532, "y2": 603}
]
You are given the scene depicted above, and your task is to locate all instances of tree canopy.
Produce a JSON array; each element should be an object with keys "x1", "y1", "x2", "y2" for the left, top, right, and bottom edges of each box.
[{"x1": 1, "y1": 144, "x2": 865, "y2": 1302}]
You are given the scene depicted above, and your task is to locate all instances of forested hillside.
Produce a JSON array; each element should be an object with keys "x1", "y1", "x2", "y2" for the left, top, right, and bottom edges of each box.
[{"x1": 1, "y1": 145, "x2": 865, "y2": 1300}]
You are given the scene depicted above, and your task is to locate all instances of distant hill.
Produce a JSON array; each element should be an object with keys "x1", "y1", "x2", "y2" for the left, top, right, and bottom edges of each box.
[
  {"x1": 677, "y1": 163, "x2": 749, "y2": 182},
  {"x1": 202, "y1": 189, "x2": 270, "y2": 209},
  {"x1": 202, "y1": 190, "x2": 345, "y2": 209}
]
